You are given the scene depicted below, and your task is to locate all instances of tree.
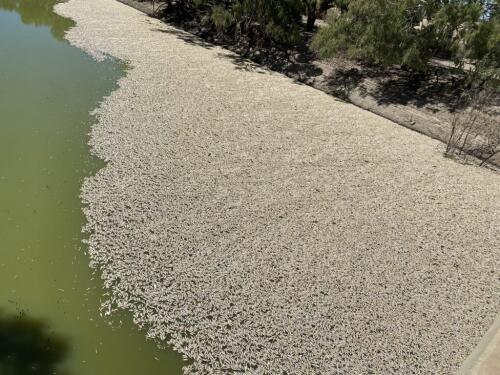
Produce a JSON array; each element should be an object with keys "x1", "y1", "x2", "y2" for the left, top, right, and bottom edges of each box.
[
  {"x1": 161, "y1": 0, "x2": 343, "y2": 43},
  {"x1": 312, "y1": 0, "x2": 419, "y2": 68},
  {"x1": 312, "y1": 0, "x2": 499, "y2": 73},
  {"x1": 161, "y1": 0, "x2": 305, "y2": 45},
  {"x1": 210, "y1": 0, "x2": 304, "y2": 44},
  {"x1": 302, "y1": 0, "x2": 333, "y2": 31},
  {"x1": 464, "y1": 2, "x2": 500, "y2": 82}
]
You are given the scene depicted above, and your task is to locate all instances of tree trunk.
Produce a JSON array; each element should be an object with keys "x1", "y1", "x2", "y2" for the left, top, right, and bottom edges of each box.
[{"x1": 306, "y1": 14, "x2": 317, "y2": 31}]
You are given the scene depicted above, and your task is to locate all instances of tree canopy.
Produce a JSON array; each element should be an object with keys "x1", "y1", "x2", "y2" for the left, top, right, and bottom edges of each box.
[
  {"x1": 312, "y1": 0, "x2": 499, "y2": 75},
  {"x1": 209, "y1": 0, "x2": 304, "y2": 44},
  {"x1": 158, "y1": 0, "x2": 499, "y2": 79}
]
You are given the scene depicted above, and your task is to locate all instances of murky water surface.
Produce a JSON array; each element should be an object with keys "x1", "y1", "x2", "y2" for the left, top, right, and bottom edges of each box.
[{"x1": 0, "y1": 1, "x2": 184, "y2": 373}]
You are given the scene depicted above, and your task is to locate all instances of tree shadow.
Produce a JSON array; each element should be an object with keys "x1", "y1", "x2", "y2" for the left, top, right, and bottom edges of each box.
[
  {"x1": 0, "y1": 310, "x2": 70, "y2": 375},
  {"x1": 152, "y1": 27, "x2": 216, "y2": 50},
  {"x1": 152, "y1": 27, "x2": 323, "y2": 85},
  {"x1": 372, "y1": 67, "x2": 467, "y2": 110},
  {"x1": 323, "y1": 67, "x2": 366, "y2": 100},
  {"x1": 323, "y1": 63, "x2": 469, "y2": 111},
  {"x1": 215, "y1": 52, "x2": 266, "y2": 73}
]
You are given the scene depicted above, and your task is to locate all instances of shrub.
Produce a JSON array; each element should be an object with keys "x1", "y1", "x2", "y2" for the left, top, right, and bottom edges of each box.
[
  {"x1": 312, "y1": 0, "x2": 500, "y2": 73},
  {"x1": 445, "y1": 86, "x2": 499, "y2": 166},
  {"x1": 160, "y1": 0, "x2": 306, "y2": 45}
]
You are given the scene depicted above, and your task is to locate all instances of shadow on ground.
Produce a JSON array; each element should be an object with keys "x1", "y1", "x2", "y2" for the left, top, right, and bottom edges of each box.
[
  {"x1": 153, "y1": 27, "x2": 215, "y2": 50},
  {"x1": 152, "y1": 27, "x2": 323, "y2": 84},
  {"x1": 323, "y1": 64, "x2": 469, "y2": 111},
  {"x1": 153, "y1": 25, "x2": 472, "y2": 112}
]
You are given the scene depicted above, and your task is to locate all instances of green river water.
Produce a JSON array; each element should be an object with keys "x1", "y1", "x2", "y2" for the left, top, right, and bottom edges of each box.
[{"x1": 0, "y1": 1, "x2": 184, "y2": 374}]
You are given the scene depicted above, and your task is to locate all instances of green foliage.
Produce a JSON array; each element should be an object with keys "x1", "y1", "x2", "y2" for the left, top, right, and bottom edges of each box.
[
  {"x1": 468, "y1": 6, "x2": 500, "y2": 82},
  {"x1": 313, "y1": 1, "x2": 415, "y2": 67},
  {"x1": 161, "y1": 0, "x2": 346, "y2": 43},
  {"x1": 211, "y1": 0, "x2": 304, "y2": 44},
  {"x1": 163, "y1": 0, "x2": 306, "y2": 44},
  {"x1": 211, "y1": 4, "x2": 233, "y2": 30},
  {"x1": 161, "y1": 0, "x2": 499, "y2": 78},
  {"x1": 312, "y1": 0, "x2": 500, "y2": 74}
]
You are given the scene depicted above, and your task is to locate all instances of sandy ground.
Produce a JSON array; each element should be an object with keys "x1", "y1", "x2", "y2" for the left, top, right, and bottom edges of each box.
[{"x1": 55, "y1": 0, "x2": 500, "y2": 374}]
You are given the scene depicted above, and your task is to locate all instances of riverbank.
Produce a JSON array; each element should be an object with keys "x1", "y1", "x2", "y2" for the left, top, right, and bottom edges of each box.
[
  {"x1": 119, "y1": 0, "x2": 499, "y2": 168},
  {"x1": 55, "y1": 0, "x2": 500, "y2": 373}
]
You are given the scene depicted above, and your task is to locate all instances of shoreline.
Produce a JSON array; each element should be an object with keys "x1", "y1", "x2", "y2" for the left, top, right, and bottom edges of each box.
[
  {"x1": 55, "y1": 0, "x2": 500, "y2": 373},
  {"x1": 116, "y1": 0, "x2": 499, "y2": 169}
]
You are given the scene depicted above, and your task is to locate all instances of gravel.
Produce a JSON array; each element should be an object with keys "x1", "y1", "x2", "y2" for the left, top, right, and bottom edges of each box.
[{"x1": 55, "y1": 1, "x2": 500, "y2": 374}]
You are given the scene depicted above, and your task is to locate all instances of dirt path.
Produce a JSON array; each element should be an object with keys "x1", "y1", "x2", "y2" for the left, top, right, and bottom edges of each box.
[{"x1": 56, "y1": 1, "x2": 500, "y2": 374}]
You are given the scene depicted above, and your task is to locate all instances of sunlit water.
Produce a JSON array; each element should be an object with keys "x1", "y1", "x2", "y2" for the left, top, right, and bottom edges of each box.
[{"x1": 0, "y1": 1, "x2": 184, "y2": 373}]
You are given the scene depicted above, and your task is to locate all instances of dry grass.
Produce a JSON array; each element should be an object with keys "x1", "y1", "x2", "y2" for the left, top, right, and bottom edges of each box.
[{"x1": 446, "y1": 89, "x2": 500, "y2": 167}]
